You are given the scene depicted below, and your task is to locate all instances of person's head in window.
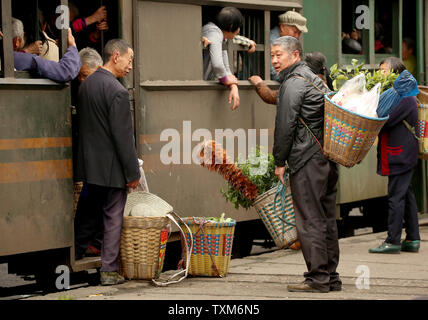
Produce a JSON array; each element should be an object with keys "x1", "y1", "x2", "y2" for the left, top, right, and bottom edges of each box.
[
  {"x1": 271, "y1": 36, "x2": 302, "y2": 75},
  {"x1": 78, "y1": 47, "x2": 103, "y2": 82},
  {"x1": 278, "y1": 11, "x2": 308, "y2": 39},
  {"x1": 12, "y1": 18, "x2": 25, "y2": 51},
  {"x1": 402, "y1": 38, "x2": 416, "y2": 61},
  {"x1": 103, "y1": 39, "x2": 134, "y2": 79},
  {"x1": 379, "y1": 57, "x2": 406, "y2": 76},
  {"x1": 216, "y1": 7, "x2": 243, "y2": 39}
]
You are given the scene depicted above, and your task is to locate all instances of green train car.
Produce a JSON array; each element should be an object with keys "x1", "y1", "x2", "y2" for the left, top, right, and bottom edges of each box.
[{"x1": 0, "y1": 0, "x2": 427, "y2": 286}]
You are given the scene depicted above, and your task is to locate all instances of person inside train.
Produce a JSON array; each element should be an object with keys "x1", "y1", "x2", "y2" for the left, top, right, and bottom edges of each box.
[
  {"x1": 11, "y1": 17, "x2": 81, "y2": 83},
  {"x1": 202, "y1": 7, "x2": 243, "y2": 110},
  {"x1": 248, "y1": 51, "x2": 332, "y2": 105},
  {"x1": 402, "y1": 38, "x2": 417, "y2": 78},
  {"x1": 68, "y1": 2, "x2": 109, "y2": 51},
  {"x1": 369, "y1": 57, "x2": 421, "y2": 254},
  {"x1": 247, "y1": 10, "x2": 308, "y2": 102}
]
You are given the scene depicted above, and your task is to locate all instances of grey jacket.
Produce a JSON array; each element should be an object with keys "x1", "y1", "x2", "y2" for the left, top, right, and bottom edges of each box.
[
  {"x1": 273, "y1": 61, "x2": 329, "y2": 173},
  {"x1": 76, "y1": 68, "x2": 140, "y2": 188},
  {"x1": 202, "y1": 22, "x2": 232, "y2": 81}
]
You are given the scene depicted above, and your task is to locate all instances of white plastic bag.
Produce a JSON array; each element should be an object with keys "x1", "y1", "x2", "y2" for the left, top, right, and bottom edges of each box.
[
  {"x1": 331, "y1": 73, "x2": 366, "y2": 106},
  {"x1": 128, "y1": 159, "x2": 150, "y2": 193},
  {"x1": 355, "y1": 83, "x2": 381, "y2": 118}
]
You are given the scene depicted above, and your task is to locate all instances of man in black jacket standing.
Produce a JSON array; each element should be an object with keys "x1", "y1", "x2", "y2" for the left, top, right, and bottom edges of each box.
[
  {"x1": 272, "y1": 36, "x2": 340, "y2": 293},
  {"x1": 76, "y1": 39, "x2": 140, "y2": 286}
]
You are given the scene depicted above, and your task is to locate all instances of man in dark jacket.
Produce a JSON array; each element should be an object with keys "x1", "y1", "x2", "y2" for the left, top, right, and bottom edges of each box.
[
  {"x1": 369, "y1": 58, "x2": 420, "y2": 254},
  {"x1": 76, "y1": 38, "x2": 140, "y2": 285},
  {"x1": 272, "y1": 36, "x2": 340, "y2": 293}
]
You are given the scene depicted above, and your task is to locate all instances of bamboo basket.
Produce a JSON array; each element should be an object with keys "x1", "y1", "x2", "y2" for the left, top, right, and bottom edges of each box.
[
  {"x1": 417, "y1": 86, "x2": 428, "y2": 159},
  {"x1": 119, "y1": 192, "x2": 173, "y2": 280},
  {"x1": 181, "y1": 217, "x2": 235, "y2": 277},
  {"x1": 119, "y1": 216, "x2": 169, "y2": 280},
  {"x1": 253, "y1": 178, "x2": 297, "y2": 249},
  {"x1": 323, "y1": 92, "x2": 389, "y2": 167}
]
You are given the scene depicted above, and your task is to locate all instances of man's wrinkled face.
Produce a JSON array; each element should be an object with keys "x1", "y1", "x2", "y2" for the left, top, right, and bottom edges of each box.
[
  {"x1": 78, "y1": 65, "x2": 98, "y2": 83},
  {"x1": 279, "y1": 24, "x2": 302, "y2": 39},
  {"x1": 113, "y1": 47, "x2": 134, "y2": 78},
  {"x1": 271, "y1": 45, "x2": 300, "y2": 74}
]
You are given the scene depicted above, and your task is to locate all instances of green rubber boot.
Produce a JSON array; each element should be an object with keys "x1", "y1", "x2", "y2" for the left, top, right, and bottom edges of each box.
[
  {"x1": 369, "y1": 242, "x2": 401, "y2": 254},
  {"x1": 401, "y1": 240, "x2": 420, "y2": 252}
]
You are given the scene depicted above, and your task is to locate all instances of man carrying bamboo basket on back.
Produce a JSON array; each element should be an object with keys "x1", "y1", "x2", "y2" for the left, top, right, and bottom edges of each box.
[{"x1": 272, "y1": 36, "x2": 341, "y2": 293}]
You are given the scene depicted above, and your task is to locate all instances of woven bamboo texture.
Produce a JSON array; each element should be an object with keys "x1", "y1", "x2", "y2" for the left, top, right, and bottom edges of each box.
[
  {"x1": 73, "y1": 182, "x2": 83, "y2": 217},
  {"x1": 253, "y1": 183, "x2": 297, "y2": 249},
  {"x1": 181, "y1": 217, "x2": 235, "y2": 277},
  {"x1": 119, "y1": 216, "x2": 169, "y2": 280},
  {"x1": 418, "y1": 103, "x2": 428, "y2": 158},
  {"x1": 323, "y1": 92, "x2": 388, "y2": 167}
]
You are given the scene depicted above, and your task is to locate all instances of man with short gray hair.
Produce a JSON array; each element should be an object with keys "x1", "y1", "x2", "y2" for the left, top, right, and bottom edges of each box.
[
  {"x1": 76, "y1": 38, "x2": 140, "y2": 286},
  {"x1": 78, "y1": 47, "x2": 103, "y2": 82},
  {"x1": 272, "y1": 36, "x2": 341, "y2": 294}
]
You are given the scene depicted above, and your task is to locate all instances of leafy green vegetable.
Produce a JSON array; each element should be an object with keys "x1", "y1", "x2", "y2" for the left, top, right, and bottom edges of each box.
[
  {"x1": 221, "y1": 148, "x2": 279, "y2": 210},
  {"x1": 329, "y1": 59, "x2": 398, "y2": 93}
]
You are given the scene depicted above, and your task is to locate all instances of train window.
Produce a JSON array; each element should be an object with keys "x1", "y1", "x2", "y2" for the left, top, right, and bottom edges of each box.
[
  {"x1": 202, "y1": 6, "x2": 265, "y2": 81},
  {"x1": 374, "y1": 0, "x2": 400, "y2": 58},
  {"x1": 341, "y1": 0, "x2": 366, "y2": 56}
]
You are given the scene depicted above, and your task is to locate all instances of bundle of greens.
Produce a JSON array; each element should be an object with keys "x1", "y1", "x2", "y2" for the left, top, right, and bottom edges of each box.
[
  {"x1": 220, "y1": 148, "x2": 279, "y2": 210},
  {"x1": 330, "y1": 59, "x2": 398, "y2": 93}
]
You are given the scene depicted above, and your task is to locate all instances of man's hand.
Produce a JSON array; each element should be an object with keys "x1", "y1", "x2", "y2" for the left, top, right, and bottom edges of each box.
[
  {"x1": 87, "y1": 6, "x2": 107, "y2": 25},
  {"x1": 68, "y1": 28, "x2": 76, "y2": 47},
  {"x1": 247, "y1": 40, "x2": 256, "y2": 53},
  {"x1": 96, "y1": 21, "x2": 109, "y2": 32},
  {"x1": 248, "y1": 75, "x2": 263, "y2": 86},
  {"x1": 275, "y1": 166, "x2": 286, "y2": 185},
  {"x1": 228, "y1": 84, "x2": 240, "y2": 111},
  {"x1": 24, "y1": 41, "x2": 43, "y2": 55},
  {"x1": 126, "y1": 178, "x2": 140, "y2": 189}
]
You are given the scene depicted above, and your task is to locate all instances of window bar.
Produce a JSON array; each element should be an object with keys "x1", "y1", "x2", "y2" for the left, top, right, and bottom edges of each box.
[
  {"x1": 264, "y1": 10, "x2": 271, "y2": 81},
  {"x1": 60, "y1": 0, "x2": 68, "y2": 58},
  {"x1": 1, "y1": 0, "x2": 14, "y2": 78}
]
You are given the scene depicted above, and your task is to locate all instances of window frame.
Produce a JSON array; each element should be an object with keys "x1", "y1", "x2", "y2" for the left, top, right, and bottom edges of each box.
[
  {"x1": 340, "y1": 0, "x2": 403, "y2": 68},
  {"x1": 0, "y1": 0, "x2": 69, "y2": 82}
]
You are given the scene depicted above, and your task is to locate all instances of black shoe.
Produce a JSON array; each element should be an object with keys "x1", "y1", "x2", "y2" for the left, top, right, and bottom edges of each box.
[
  {"x1": 287, "y1": 282, "x2": 329, "y2": 293},
  {"x1": 330, "y1": 285, "x2": 342, "y2": 292}
]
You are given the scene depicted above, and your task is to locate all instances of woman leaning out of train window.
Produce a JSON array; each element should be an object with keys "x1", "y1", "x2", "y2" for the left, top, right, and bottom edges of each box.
[
  {"x1": 369, "y1": 57, "x2": 421, "y2": 254},
  {"x1": 202, "y1": 7, "x2": 243, "y2": 110}
]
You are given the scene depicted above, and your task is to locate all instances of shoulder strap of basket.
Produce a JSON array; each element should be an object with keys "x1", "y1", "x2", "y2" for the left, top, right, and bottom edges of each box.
[
  {"x1": 152, "y1": 211, "x2": 193, "y2": 287},
  {"x1": 291, "y1": 75, "x2": 325, "y2": 153},
  {"x1": 402, "y1": 120, "x2": 421, "y2": 141}
]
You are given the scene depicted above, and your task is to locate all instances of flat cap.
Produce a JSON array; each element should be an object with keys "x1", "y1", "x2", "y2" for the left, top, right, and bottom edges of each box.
[{"x1": 279, "y1": 10, "x2": 308, "y2": 33}]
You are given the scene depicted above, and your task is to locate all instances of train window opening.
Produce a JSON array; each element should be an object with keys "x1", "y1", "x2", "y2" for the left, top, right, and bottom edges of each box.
[
  {"x1": 341, "y1": 0, "x2": 366, "y2": 56},
  {"x1": 201, "y1": 6, "x2": 265, "y2": 81}
]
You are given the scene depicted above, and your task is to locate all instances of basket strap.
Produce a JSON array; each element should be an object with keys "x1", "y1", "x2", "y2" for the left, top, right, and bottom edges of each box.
[
  {"x1": 403, "y1": 120, "x2": 421, "y2": 141},
  {"x1": 192, "y1": 217, "x2": 222, "y2": 278},
  {"x1": 273, "y1": 178, "x2": 296, "y2": 231},
  {"x1": 152, "y1": 212, "x2": 193, "y2": 287}
]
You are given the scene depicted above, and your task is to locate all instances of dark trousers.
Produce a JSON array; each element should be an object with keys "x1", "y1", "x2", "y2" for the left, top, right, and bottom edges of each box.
[
  {"x1": 386, "y1": 169, "x2": 420, "y2": 245},
  {"x1": 74, "y1": 183, "x2": 127, "y2": 272},
  {"x1": 289, "y1": 152, "x2": 340, "y2": 291}
]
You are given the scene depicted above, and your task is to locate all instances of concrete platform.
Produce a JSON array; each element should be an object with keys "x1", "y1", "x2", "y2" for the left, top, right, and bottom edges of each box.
[{"x1": 27, "y1": 225, "x2": 428, "y2": 300}]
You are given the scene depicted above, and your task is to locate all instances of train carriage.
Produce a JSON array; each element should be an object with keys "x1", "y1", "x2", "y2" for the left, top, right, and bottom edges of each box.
[{"x1": 0, "y1": 0, "x2": 427, "y2": 285}]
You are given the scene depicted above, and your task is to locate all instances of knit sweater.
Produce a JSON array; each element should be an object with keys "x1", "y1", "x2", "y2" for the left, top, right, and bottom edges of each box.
[{"x1": 376, "y1": 96, "x2": 419, "y2": 176}]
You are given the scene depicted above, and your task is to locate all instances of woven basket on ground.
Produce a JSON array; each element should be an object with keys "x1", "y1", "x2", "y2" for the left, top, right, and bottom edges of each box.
[
  {"x1": 181, "y1": 217, "x2": 236, "y2": 277},
  {"x1": 119, "y1": 192, "x2": 173, "y2": 280},
  {"x1": 253, "y1": 178, "x2": 297, "y2": 249},
  {"x1": 323, "y1": 92, "x2": 388, "y2": 167}
]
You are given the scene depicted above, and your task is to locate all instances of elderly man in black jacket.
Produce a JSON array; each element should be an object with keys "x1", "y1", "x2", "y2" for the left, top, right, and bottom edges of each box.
[
  {"x1": 272, "y1": 36, "x2": 340, "y2": 293},
  {"x1": 76, "y1": 39, "x2": 140, "y2": 286}
]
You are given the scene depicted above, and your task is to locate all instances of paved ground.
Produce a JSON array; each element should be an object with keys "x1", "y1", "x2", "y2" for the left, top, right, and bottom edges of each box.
[{"x1": 25, "y1": 224, "x2": 428, "y2": 301}]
